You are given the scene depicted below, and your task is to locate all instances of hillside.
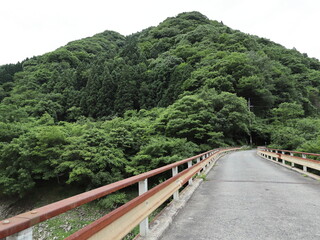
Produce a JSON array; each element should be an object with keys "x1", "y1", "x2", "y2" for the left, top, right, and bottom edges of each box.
[{"x1": 1, "y1": 11, "x2": 320, "y2": 198}]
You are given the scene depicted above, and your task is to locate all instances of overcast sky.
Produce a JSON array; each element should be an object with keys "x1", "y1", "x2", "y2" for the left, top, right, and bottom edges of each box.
[{"x1": 1, "y1": 0, "x2": 319, "y2": 65}]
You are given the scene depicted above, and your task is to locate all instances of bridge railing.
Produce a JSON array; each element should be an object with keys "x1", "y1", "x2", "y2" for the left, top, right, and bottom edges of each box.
[
  {"x1": 257, "y1": 147, "x2": 320, "y2": 176},
  {"x1": 0, "y1": 147, "x2": 239, "y2": 240}
]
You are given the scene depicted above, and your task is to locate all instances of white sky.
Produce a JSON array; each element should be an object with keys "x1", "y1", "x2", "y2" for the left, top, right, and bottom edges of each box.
[{"x1": 1, "y1": 0, "x2": 320, "y2": 65}]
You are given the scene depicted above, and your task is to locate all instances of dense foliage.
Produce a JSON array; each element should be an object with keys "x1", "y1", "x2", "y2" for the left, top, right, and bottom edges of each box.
[{"x1": 1, "y1": 12, "x2": 320, "y2": 197}]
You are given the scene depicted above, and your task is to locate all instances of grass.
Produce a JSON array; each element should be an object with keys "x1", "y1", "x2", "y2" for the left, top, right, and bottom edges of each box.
[
  {"x1": 197, "y1": 173, "x2": 207, "y2": 181},
  {"x1": 30, "y1": 184, "x2": 169, "y2": 240},
  {"x1": 33, "y1": 202, "x2": 106, "y2": 239},
  {"x1": 26, "y1": 184, "x2": 132, "y2": 239},
  {"x1": 5, "y1": 181, "x2": 174, "y2": 240}
]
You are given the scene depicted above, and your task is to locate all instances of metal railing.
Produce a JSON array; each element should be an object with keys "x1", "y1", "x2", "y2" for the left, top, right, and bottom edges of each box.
[
  {"x1": 0, "y1": 147, "x2": 239, "y2": 239},
  {"x1": 257, "y1": 147, "x2": 320, "y2": 176}
]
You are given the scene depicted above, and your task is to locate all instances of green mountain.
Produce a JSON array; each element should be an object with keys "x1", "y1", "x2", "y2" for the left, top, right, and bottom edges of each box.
[{"x1": 1, "y1": 11, "x2": 320, "y2": 197}]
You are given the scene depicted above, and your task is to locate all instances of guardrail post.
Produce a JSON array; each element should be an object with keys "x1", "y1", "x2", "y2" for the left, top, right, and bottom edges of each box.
[
  {"x1": 139, "y1": 179, "x2": 148, "y2": 236},
  {"x1": 301, "y1": 154, "x2": 307, "y2": 171},
  {"x1": 290, "y1": 153, "x2": 295, "y2": 167},
  {"x1": 172, "y1": 166, "x2": 179, "y2": 200},
  {"x1": 202, "y1": 155, "x2": 207, "y2": 171},
  {"x1": 6, "y1": 227, "x2": 33, "y2": 240},
  {"x1": 188, "y1": 161, "x2": 193, "y2": 185},
  {"x1": 196, "y1": 157, "x2": 201, "y2": 175},
  {"x1": 281, "y1": 151, "x2": 285, "y2": 164}
]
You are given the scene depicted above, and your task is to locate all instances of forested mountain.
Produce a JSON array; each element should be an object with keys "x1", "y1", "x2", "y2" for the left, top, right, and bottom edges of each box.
[{"x1": 1, "y1": 11, "x2": 320, "y2": 197}]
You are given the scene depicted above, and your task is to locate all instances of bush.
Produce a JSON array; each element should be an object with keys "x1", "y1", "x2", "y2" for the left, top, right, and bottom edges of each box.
[{"x1": 98, "y1": 192, "x2": 128, "y2": 210}]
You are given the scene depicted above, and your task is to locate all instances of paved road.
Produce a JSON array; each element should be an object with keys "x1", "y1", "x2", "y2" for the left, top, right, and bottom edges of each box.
[{"x1": 160, "y1": 150, "x2": 320, "y2": 240}]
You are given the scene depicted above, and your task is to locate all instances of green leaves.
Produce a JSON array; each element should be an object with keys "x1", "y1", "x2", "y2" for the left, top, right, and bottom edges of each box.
[
  {"x1": 271, "y1": 102, "x2": 304, "y2": 122},
  {"x1": 269, "y1": 126, "x2": 305, "y2": 150},
  {"x1": 157, "y1": 90, "x2": 252, "y2": 147},
  {"x1": 269, "y1": 117, "x2": 320, "y2": 151},
  {"x1": 0, "y1": 121, "x2": 126, "y2": 196},
  {"x1": 163, "y1": 95, "x2": 215, "y2": 143},
  {"x1": 298, "y1": 136, "x2": 320, "y2": 154},
  {"x1": 127, "y1": 136, "x2": 198, "y2": 175}
]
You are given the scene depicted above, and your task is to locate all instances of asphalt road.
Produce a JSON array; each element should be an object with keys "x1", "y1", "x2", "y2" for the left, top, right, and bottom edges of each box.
[{"x1": 160, "y1": 150, "x2": 320, "y2": 240}]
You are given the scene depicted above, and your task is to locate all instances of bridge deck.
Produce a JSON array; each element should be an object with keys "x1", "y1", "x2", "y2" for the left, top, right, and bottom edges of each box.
[{"x1": 160, "y1": 150, "x2": 320, "y2": 240}]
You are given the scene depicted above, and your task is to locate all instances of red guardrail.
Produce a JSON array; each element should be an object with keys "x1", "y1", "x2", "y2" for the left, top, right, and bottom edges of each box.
[
  {"x1": 0, "y1": 148, "x2": 238, "y2": 239},
  {"x1": 258, "y1": 147, "x2": 320, "y2": 157},
  {"x1": 257, "y1": 147, "x2": 320, "y2": 178}
]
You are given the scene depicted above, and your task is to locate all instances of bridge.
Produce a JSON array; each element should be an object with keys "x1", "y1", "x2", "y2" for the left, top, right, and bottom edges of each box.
[{"x1": 1, "y1": 147, "x2": 320, "y2": 239}]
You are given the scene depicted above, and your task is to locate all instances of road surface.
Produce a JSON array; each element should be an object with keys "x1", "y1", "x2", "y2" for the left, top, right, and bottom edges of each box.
[{"x1": 160, "y1": 150, "x2": 320, "y2": 240}]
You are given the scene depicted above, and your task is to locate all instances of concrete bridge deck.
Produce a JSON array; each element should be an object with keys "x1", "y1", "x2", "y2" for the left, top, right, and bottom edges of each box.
[{"x1": 160, "y1": 150, "x2": 320, "y2": 240}]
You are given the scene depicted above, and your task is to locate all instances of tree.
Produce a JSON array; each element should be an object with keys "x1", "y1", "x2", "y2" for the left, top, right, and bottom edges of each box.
[
  {"x1": 159, "y1": 94, "x2": 222, "y2": 146},
  {"x1": 0, "y1": 124, "x2": 66, "y2": 196},
  {"x1": 208, "y1": 91, "x2": 252, "y2": 144},
  {"x1": 126, "y1": 136, "x2": 198, "y2": 175},
  {"x1": 272, "y1": 102, "x2": 304, "y2": 122},
  {"x1": 269, "y1": 126, "x2": 304, "y2": 150}
]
